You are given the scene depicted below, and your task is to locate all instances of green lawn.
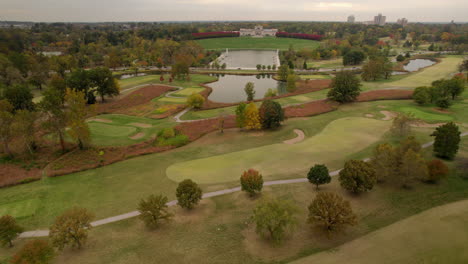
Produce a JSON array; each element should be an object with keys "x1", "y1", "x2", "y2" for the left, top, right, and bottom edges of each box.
[
  {"x1": 396, "y1": 106, "x2": 454, "y2": 121},
  {"x1": 171, "y1": 87, "x2": 205, "y2": 97},
  {"x1": 307, "y1": 58, "x2": 344, "y2": 69},
  {"x1": 196, "y1": 37, "x2": 320, "y2": 50}
]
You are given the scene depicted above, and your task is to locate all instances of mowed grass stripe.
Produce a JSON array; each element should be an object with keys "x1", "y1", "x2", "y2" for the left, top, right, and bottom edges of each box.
[{"x1": 166, "y1": 117, "x2": 391, "y2": 184}]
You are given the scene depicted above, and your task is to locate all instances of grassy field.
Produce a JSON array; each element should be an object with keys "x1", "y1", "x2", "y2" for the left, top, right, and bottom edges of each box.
[
  {"x1": 292, "y1": 199, "x2": 468, "y2": 264},
  {"x1": 307, "y1": 58, "x2": 344, "y2": 69},
  {"x1": 167, "y1": 117, "x2": 392, "y2": 184},
  {"x1": 196, "y1": 37, "x2": 320, "y2": 50}
]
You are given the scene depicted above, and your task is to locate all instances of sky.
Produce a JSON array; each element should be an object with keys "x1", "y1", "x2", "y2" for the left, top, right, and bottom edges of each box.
[{"x1": 1, "y1": 0, "x2": 467, "y2": 23}]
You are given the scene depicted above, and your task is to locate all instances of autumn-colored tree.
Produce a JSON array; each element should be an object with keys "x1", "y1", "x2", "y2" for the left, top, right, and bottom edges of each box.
[
  {"x1": 425, "y1": 159, "x2": 449, "y2": 183},
  {"x1": 399, "y1": 149, "x2": 428, "y2": 188},
  {"x1": 0, "y1": 100, "x2": 14, "y2": 156},
  {"x1": 65, "y1": 89, "x2": 92, "y2": 150},
  {"x1": 49, "y1": 207, "x2": 94, "y2": 250},
  {"x1": 339, "y1": 160, "x2": 377, "y2": 194},
  {"x1": 252, "y1": 198, "x2": 298, "y2": 244},
  {"x1": 240, "y1": 169, "x2": 264, "y2": 196},
  {"x1": 259, "y1": 100, "x2": 284, "y2": 129},
  {"x1": 176, "y1": 179, "x2": 202, "y2": 210},
  {"x1": 13, "y1": 110, "x2": 37, "y2": 155},
  {"x1": 186, "y1": 93, "x2": 205, "y2": 109},
  {"x1": 244, "y1": 102, "x2": 261, "y2": 130},
  {"x1": 138, "y1": 194, "x2": 173, "y2": 229},
  {"x1": 391, "y1": 113, "x2": 413, "y2": 138},
  {"x1": 398, "y1": 136, "x2": 422, "y2": 156},
  {"x1": 0, "y1": 215, "x2": 23, "y2": 247},
  {"x1": 307, "y1": 192, "x2": 357, "y2": 234},
  {"x1": 235, "y1": 103, "x2": 247, "y2": 128},
  {"x1": 307, "y1": 164, "x2": 331, "y2": 190},
  {"x1": 431, "y1": 122, "x2": 461, "y2": 160},
  {"x1": 39, "y1": 88, "x2": 67, "y2": 152},
  {"x1": 244, "y1": 82, "x2": 255, "y2": 101},
  {"x1": 370, "y1": 143, "x2": 398, "y2": 182},
  {"x1": 10, "y1": 240, "x2": 54, "y2": 264}
]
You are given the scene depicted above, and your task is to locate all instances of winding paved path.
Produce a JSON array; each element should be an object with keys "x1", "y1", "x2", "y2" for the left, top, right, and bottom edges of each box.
[{"x1": 19, "y1": 132, "x2": 468, "y2": 239}]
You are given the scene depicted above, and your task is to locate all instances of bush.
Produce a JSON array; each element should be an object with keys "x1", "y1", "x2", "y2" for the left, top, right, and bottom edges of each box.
[
  {"x1": 158, "y1": 128, "x2": 176, "y2": 139},
  {"x1": 240, "y1": 169, "x2": 264, "y2": 196},
  {"x1": 307, "y1": 164, "x2": 331, "y2": 189},
  {"x1": 339, "y1": 160, "x2": 377, "y2": 194},
  {"x1": 158, "y1": 134, "x2": 189, "y2": 147},
  {"x1": 138, "y1": 194, "x2": 173, "y2": 229},
  {"x1": 425, "y1": 159, "x2": 449, "y2": 183},
  {"x1": 176, "y1": 179, "x2": 202, "y2": 209},
  {"x1": 10, "y1": 240, "x2": 54, "y2": 264}
]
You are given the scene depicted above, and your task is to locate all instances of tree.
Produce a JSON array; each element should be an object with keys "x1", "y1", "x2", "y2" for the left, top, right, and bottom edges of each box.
[
  {"x1": 264, "y1": 88, "x2": 277, "y2": 98},
  {"x1": 259, "y1": 100, "x2": 284, "y2": 129},
  {"x1": 370, "y1": 143, "x2": 398, "y2": 182},
  {"x1": 0, "y1": 99, "x2": 15, "y2": 157},
  {"x1": 39, "y1": 88, "x2": 67, "y2": 152},
  {"x1": 391, "y1": 113, "x2": 413, "y2": 138},
  {"x1": 327, "y1": 70, "x2": 361, "y2": 103},
  {"x1": 67, "y1": 69, "x2": 91, "y2": 100},
  {"x1": 65, "y1": 89, "x2": 91, "y2": 150},
  {"x1": 399, "y1": 149, "x2": 428, "y2": 188},
  {"x1": 256, "y1": 64, "x2": 261, "y2": 71},
  {"x1": 431, "y1": 122, "x2": 461, "y2": 160},
  {"x1": 10, "y1": 240, "x2": 54, "y2": 264},
  {"x1": 307, "y1": 192, "x2": 357, "y2": 234},
  {"x1": 339, "y1": 160, "x2": 377, "y2": 194},
  {"x1": 252, "y1": 198, "x2": 298, "y2": 244},
  {"x1": 303, "y1": 60, "x2": 308, "y2": 70},
  {"x1": 413, "y1": 86, "x2": 431, "y2": 105},
  {"x1": 240, "y1": 169, "x2": 264, "y2": 196},
  {"x1": 4, "y1": 85, "x2": 34, "y2": 111},
  {"x1": 138, "y1": 194, "x2": 173, "y2": 229},
  {"x1": 89, "y1": 67, "x2": 120, "y2": 102},
  {"x1": 277, "y1": 65, "x2": 289, "y2": 81},
  {"x1": 398, "y1": 136, "x2": 422, "y2": 155},
  {"x1": 48, "y1": 75, "x2": 66, "y2": 103},
  {"x1": 307, "y1": 164, "x2": 331, "y2": 189},
  {"x1": 244, "y1": 82, "x2": 255, "y2": 101},
  {"x1": 176, "y1": 179, "x2": 202, "y2": 210},
  {"x1": 49, "y1": 207, "x2": 94, "y2": 250},
  {"x1": 235, "y1": 103, "x2": 247, "y2": 128},
  {"x1": 171, "y1": 61, "x2": 190, "y2": 80},
  {"x1": 13, "y1": 110, "x2": 37, "y2": 155},
  {"x1": 396, "y1": 54, "x2": 405, "y2": 62},
  {"x1": 286, "y1": 74, "x2": 296, "y2": 92},
  {"x1": 447, "y1": 77, "x2": 465, "y2": 100},
  {"x1": 361, "y1": 59, "x2": 383, "y2": 81},
  {"x1": 425, "y1": 159, "x2": 449, "y2": 183},
  {"x1": 186, "y1": 93, "x2": 205, "y2": 109},
  {"x1": 244, "y1": 102, "x2": 261, "y2": 130},
  {"x1": 343, "y1": 50, "x2": 365, "y2": 65},
  {"x1": 0, "y1": 215, "x2": 23, "y2": 247}
]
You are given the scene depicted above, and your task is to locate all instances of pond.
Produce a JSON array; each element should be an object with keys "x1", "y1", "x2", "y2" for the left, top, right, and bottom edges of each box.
[
  {"x1": 207, "y1": 74, "x2": 286, "y2": 103},
  {"x1": 403, "y1": 59, "x2": 436, "y2": 72},
  {"x1": 215, "y1": 49, "x2": 280, "y2": 69},
  {"x1": 120, "y1": 73, "x2": 147, "y2": 79}
]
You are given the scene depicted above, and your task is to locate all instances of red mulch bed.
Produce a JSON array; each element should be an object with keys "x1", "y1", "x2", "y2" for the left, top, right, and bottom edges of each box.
[
  {"x1": 175, "y1": 116, "x2": 237, "y2": 141},
  {"x1": 357, "y1": 89, "x2": 413, "y2": 102},
  {"x1": 284, "y1": 99, "x2": 339, "y2": 118},
  {"x1": 97, "y1": 85, "x2": 175, "y2": 114},
  {"x1": 0, "y1": 164, "x2": 42, "y2": 188}
]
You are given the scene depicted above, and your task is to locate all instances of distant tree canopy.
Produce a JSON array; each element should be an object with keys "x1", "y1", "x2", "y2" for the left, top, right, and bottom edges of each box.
[{"x1": 343, "y1": 50, "x2": 365, "y2": 65}]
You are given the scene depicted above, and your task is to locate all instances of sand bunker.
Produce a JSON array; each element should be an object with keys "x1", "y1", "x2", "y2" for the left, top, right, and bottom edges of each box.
[{"x1": 380, "y1": 111, "x2": 397, "y2": 121}]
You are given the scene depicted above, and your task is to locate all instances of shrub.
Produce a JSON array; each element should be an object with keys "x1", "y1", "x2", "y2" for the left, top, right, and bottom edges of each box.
[
  {"x1": 10, "y1": 240, "x2": 54, "y2": 264},
  {"x1": 158, "y1": 134, "x2": 189, "y2": 147},
  {"x1": 339, "y1": 160, "x2": 377, "y2": 194},
  {"x1": 0, "y1": 215, "x2": 23, "y2": 248},
  {"x1": 49, "y1": 207, "x2": 94, "y2": 250},
  {"x1": 308, "y1": 192, "x2": 357, "y2": 234},
  {"x1": 138, "y1": 194, "x2": 173, "y2": 229},
  {"x1": 425, "y1": 159, "x2": 449, "y2": 183},
  {"x1": 186, "y1": 93, "x2": 205, "y2": 109},
  {"x1": 176, "y1": 179, "x2": 202, "y2": 209},
  {"x1": 307, "y1": 164, "x2": 331, "y2": 189},
  {"x1": 259, "y1": 100, "x2": 284, "y2": 129},
  {"x1": 158, "y1": 128, "x2": 176, "y2": 139},
  {"x1": 240, "y1": 169, "x2": 264, "y2": 196}
]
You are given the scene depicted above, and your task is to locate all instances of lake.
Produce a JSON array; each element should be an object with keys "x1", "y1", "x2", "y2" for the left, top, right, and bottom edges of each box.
[
  {"x1": 215, "y1": 49, "x2": 280, "y2": 69},
  {"x1": 403, "y1": 59, "x2": 436, "y2": 72},
  {"x1": 207, "y1": 74, "x2": 286, "y2": 103}
]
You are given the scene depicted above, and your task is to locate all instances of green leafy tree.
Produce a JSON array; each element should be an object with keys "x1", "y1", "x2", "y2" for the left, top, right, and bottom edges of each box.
[
  {"x1": 65, "y1": 89, "x2": 91, "y2": 150},
  {"x1": 277, "y1": 65, "x2": 289, "y2": 81},
  {"x1": 396, "y1": 54, "x2": 405, "y2": 62},
  {"x1": 252, "y1": 198, "x2": 298, "y2": 244},
  {"x1": 244, "y1": 82, "x2": 255, "y2": 101},
  {"x1": 138, "y1": 194, "x2": 173, "y2": 229},
  {"x1": 186, "y1": 93, "x2": 205, "y2": 109},
  {"x1": 49, "y1": 207, "x2": 94, "y2": 250},
  {"x1": 286, "y1": 74, "x2": 297, "y2": 92},
  {"x1": 307, "y1": 164, "x2": 331, "y2": 189},
  {"x1": 399, "y1": 149, "x2": 428, "y2": 188},
  {"x1": 0, "y1": 100, "x2": 14, "y2": 156},
  {"x1": 176, "y1": 179, "x2": 202, "y2": 210},
  {"x1": 67, "y1": 69, "x2": 91, "y2": 100},
  {"x1": 259, "y1": 100, "x2": 284, "y2": 129},
  {"x1": 10, "y1": 239, "x2": 54, "y2": 264},
  {"x1": 89, "y1": 67, "x2": 120, "y2": 102},
  {"x1": 0, "y1": 215, "x2": 23, "y2": 247},
  {"x1": 339, "y1": 160, "x2": 377, "y2": 194},
  {"x1": 240, "y1": 169, "x2": 264, "y2": 197},
  {"x1": 39, "y1": 88, "x2": 67, "y2": 152},
  {"x1": 235, "y1": 103, "x2": 247, "y2": 128},
  {"x1": 343, "y1": 50, "x2": 365, "y2": 65},
  {"x1": 413, "y1": 86, "x2": 431, "y2": 105},
  {"x1": 425, "y1": 159, "x2": 449, "y2": 183},
  {"x1": 4, "y1": 85, "x2": 34, "y2": 111},
  {"x1": 256, "y1": 64, "x2": 262, "y2": 71},
  {"x1": 307, "y1": 192, "x2": 357, "y2": 234},
  {"x1": 431, "y1": 122, "x2": 461, "y2": 160},
  {"x1": 447, "y1": 76, "x2": 465, "y2": 100},
  {"x1": 327, "y1": 70, "x2": 361, "y2": 103}
]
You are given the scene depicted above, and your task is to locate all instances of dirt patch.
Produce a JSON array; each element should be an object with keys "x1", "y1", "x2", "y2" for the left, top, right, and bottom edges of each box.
[
  {"x1": 357, "y1": 90, "x2": 413, "y2": 102},
  {"x1": 284, "y1": 99, "x2": 339, "y2": 118},
  {"x1": 365, "y1": 114, "x2": 375, "y2": 118},
  {"x1": 283, "y1": 129, "x2": 305, "y2": 144},
  {"x1": 380, "y1": 111, "x2": 397, "y2": 121},
  {"x1": 88, "y1": 118, "x2": 112, "y2": 123},
  {"x1": 129, "y1": 123, "x2": 152, "y2": 128},
  {"x1": 129, "y1": 132, "x2": 145, "y2": 140}
]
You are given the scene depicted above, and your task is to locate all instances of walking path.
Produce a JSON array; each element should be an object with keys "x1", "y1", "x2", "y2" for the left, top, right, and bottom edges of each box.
[
  {"x1": 19, "y1": 132, "x2": 468, "y2": 239},
  {"x1": 283, "y1": 129, "x2": 305, "y2": 144}
]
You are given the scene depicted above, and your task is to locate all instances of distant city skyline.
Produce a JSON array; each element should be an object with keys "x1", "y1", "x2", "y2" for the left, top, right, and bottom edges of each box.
[{"x1": 0, "y1": 0, "x2": 466, "y2": 23}]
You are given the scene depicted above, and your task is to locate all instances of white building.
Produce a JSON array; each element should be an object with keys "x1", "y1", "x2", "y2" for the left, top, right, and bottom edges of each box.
[
  {"x1": 347, "y1": 15, "x2": 355, "y2": 23},
  {"x1": 397, "y1": 18, "x2": 408, "y2": 27},
  {"x1": 239, "y1": 25, "x2": 278, "y2": 37},
  {"x1": 374, "y1": 13, "x2": 386, "y2": 26}
]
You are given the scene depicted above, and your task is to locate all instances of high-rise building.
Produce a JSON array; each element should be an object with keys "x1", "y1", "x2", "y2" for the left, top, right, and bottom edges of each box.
[
  {"x1": 347, "y1": 15, "x2": 355, "y2": 23},
  {"x1": 374, "y1": 13, "x2": 386, "y2": 26},
  {"x1": 397, "y1": 18, "x2": 408, "y2": 27}
]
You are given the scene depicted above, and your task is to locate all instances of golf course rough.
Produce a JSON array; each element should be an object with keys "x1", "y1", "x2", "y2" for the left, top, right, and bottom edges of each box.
[{"x1": 166, "y1": 117, "x2": 391, "y2": 184}]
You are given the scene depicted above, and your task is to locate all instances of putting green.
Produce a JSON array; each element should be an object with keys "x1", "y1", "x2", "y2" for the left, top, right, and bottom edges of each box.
[
  {"x1": 166, "y1": 117, "x2": 391, "y2": 184},
  {"x1": 291, "y1": 199, "x2": 468, "y2": 264},
  {"x1": 397, "y1": 107, "x2": 454, "y2": 121}
]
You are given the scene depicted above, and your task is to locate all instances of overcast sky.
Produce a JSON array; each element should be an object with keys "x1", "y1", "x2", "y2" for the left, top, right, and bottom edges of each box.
[{"x1": 1, "y1": 0, "x2": 467, "y2": 23}]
